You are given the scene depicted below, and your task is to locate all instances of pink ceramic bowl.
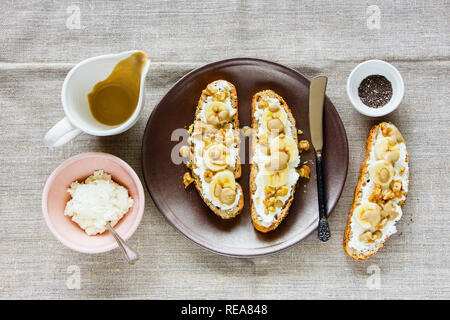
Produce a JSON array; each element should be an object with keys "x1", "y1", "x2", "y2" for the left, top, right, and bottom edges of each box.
[{"x1": 42, "y1": 152, "x2": 145, "y2": 254}]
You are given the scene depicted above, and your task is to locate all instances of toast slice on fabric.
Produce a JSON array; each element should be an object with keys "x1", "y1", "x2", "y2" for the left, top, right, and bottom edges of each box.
[{"x1": 343, "y1": 122, "x2": 409, "y2": 260}]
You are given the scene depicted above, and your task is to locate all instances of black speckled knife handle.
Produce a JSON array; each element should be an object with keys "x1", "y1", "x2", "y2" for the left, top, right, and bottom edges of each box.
[{"x1": 316, "y1": 152, "x2": 330, "y2": 242}]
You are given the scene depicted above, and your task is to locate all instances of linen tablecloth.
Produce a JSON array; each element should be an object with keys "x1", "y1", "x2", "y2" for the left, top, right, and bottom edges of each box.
[{"x1": 0, "y1": 0, "x2": 448, "y2": 299}]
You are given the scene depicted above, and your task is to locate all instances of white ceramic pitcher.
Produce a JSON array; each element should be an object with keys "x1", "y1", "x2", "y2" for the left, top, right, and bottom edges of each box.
[{"x1": 44, "y1": 50, "x2": 150, "y2": 147}]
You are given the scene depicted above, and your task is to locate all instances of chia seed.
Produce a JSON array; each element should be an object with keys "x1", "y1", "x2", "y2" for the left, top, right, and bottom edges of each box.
[{"x1": 358, "y1": 75, "x2": 393, "y2": 108}]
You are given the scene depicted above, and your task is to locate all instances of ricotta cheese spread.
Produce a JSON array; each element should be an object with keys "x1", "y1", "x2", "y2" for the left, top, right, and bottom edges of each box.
[{"x1": 64, "y1": 170, "x2": 134, "y2": 235}]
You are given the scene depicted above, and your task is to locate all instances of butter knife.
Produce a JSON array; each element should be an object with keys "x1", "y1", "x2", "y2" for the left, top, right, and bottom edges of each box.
[{"x1": 309, "y1": 76, "x2": 331, "y2": 242}]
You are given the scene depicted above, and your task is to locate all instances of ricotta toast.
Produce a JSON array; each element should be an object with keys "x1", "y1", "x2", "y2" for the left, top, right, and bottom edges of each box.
[
  {"x1": 186, "y1": 80, "x2": 244, "y2": 219},
  {"x1": 343, "y1": 122, "x2": 409, "y2": 260},
  {"x1": 250, "y1": 90, "x2": 301, "y2": 232}
]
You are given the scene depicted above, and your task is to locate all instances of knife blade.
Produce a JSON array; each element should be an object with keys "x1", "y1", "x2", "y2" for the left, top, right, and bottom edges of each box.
[
  {"x1": 309, "y1": 76, "x2": 327, "y2": 152},
  {"x1": 309, "y1": 76, "x2": 330, "y2": 242}
]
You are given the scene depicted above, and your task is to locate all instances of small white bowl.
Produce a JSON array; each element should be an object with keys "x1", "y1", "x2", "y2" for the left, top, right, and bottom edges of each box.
[{"x1": 347, "y1": 60, "x2": 404, "y2": 117}]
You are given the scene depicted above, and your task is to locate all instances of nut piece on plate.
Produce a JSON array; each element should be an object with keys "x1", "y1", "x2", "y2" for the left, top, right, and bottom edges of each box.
[
  {"x1": 297, "y1": 165, "x2": 310, "y2": 179},
  {"x1": 298, "y1": 140, "x2": 310, "y2": 152},
  {"x1": 183, "y1": 172, "x2": 194, "y2": 188},
  {"x1": 242, "y1": 126, "x2": 252, "y2": 137},
  {"x1": 179, "y1": 145, "x2": 190, "y2": 158}
]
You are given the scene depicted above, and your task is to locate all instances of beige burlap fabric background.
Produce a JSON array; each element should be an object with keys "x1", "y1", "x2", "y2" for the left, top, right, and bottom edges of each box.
[{"x1": 0, "y1": 0, "x2": 448, "y2": 299}]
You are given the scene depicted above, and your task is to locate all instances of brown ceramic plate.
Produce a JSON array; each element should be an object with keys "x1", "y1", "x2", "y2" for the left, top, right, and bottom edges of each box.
[{"x1": 142, "y1": 58, "x2": 348, "y2": 257}]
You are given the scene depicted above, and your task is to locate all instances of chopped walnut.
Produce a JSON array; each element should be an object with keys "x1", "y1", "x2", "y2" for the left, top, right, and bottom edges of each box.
[
  {"x1": 372, "y1": 230, "x2": 383, "y2": 240},
  {"x1": 223, "y1": 131, "x2": 237, "y2": 147},
  {"x1": 298, "y1": 140, "x2": 310, "y2": 152},
  {"x1": 275, "y1": 186, "x2": 289, "y2": 197},
  {"x1": 188, "y1": 123, "x2": 194, "y2": 134},
  {"x1": 368, "y1": 184, "x2": 382, "y2": 202},
  {"x1": 359, "y1": 231, "x2": 373, "y2": 243},
  {"x1": 399, "y1": 167, "x2": 406, "y2": 175},
  {"x1": 390, "y1": 180, "x2": 402, "y2": 193},
  {"x1": 359, "y1": 230, "x2": 383, "y2": 243},
  {"x1": 380, "y1": 122, "x2": 404, "y2": 142},
  {"x1": 203, "y1": 170, "x2": 214, "y2": 183},
  {"x1": 377, "y1": 218, "x2": 388, "y2": 229},
  {"x1": 258, "y1": 100, "x2": 268, "y2": 109},
  {"x1": 213, "y1": 91, "x2": 227, "y2": 101},
  {"x1": 381, "y1": 201, "x2": 399, "y2": 221},
  {"x1": 389, "y1": 180, "x2": 403, "y2": 198},
  {"x1": 380, "y1": 122, "x2": 392, "y2": 137},
  {"x1": 263, "y1": 197, "x2": 276, "y2": 208},
  {"x1": 259, "y1": 133, "x2": 268, "y2": 144},
  {"x1": 179, "y1": 145, "x2": 190, "y2": 158},
  {"x1": 242, "y1": 126, "x2": 252, "y2": 137},
  {"x1": 297, "y1": 165, "x2": 310, "y2": 179},
  {"x1": 261, "y1": 186, "x2": 289, "y2": 212},
  {"x1": 183, "y1": 172, "x2": 194, "y2": 188},
  {"x1": 205, "y1": 84, "x2": 218, "y2": 95},
  {"x1": 264, "y1": 186, "x2": 276, "y2": 197},
  {"x1": 381, "y1": 188, "x2": 396, "y2": 201}
]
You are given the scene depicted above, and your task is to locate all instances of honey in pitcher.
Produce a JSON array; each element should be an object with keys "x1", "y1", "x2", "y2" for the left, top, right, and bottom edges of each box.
[{"x1": 88, "y1": 51, "x2": 149, "y2": 126}]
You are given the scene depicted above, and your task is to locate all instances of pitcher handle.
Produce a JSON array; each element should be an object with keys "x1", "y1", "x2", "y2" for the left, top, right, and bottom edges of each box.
[{"x1": 44, "y1": 117, "x2": 81, "y2": 147}]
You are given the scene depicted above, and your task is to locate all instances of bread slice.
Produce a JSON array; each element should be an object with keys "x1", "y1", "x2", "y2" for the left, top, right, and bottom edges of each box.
[
  {"x1": 343, "y1": 122, "x2": 409, "y2": 260},
  {"x1": 250, "y1": 90, "x2": 300, "y2": 232},
  {"x1": 187, "y1": 80, "x2": 244, "y2": 219}
]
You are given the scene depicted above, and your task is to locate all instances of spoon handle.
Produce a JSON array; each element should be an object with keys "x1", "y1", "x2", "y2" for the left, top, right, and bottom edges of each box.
[{"x1": 106, "y1": 223, "x2": 139, "y2": 264}]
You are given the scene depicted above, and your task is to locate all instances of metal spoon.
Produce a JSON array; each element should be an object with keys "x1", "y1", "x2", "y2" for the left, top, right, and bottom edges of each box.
[{"x1": 106, "y1": 222, "x2": 139, "y2": 264}]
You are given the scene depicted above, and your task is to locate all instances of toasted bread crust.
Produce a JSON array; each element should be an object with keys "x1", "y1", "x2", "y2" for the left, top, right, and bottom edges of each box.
[
  {"x1": 189, "y1": 80, "x2": 244, "y2": 219},
  {"x1": 343, "y1": 122, "x2": 409, "y2": 260},
  {"x1": 250, "y1": 90, "x2": 298, "y2": 232}
]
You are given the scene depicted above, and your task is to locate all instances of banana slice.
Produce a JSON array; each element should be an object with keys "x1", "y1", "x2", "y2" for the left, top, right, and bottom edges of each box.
[
  {"x1": 203, "y1": 143, "x2": 230, "y2": 171},
  {"x1": 209, "y1": 171, "x2": 237, "y2": 205},
  {"x1": 263, "y1": 167, "x2": 289, "y2": 187},
  {"x1": 269, "y1": 135, "x2": 299, "y2": 165},
  {"x1": 261, "y1": 105, "x2": 288, "y2": 134},
  {"x1": 375, "y1": 137, "x2": 400, "y2": 163},
  {"x1": 368, "y1": 160, "x2": 395, "y2": 187},
  {"x1": 354, "y1": 202, "x2": 382, "y2": 229},
  {"x1": 204, "y1": 101, "x2": 231, "y2": 126}
]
